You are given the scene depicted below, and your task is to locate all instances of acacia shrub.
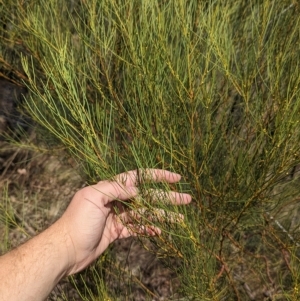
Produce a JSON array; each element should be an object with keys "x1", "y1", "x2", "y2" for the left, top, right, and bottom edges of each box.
[{"x1": 1, "y1": 1, "x2": 300, "y2": 300}]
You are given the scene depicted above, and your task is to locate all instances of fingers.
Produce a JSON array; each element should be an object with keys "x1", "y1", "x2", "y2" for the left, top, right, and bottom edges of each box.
[
  {"x1": 93, "y1": 169, "x2": 189, "y2": 205},
  {"x1": 90, "y1": 181, "x2": 139, "y2": 204},
  {"x1": 120, "y1": 224, "x2": 162, "y2": 239},
  {"x1": 113, "y1": 169, "x2": 182, "y2": 187},
  {"x1": 144, "y1": 189, "x2": 192, "y2": 205},
  {"x1": 105, "y1": 169, "x2": 191, "y2": 241},
  {"x1": 119, "y1": 208, "x2": 184, "y2": 224},
  {"x1": 130, "y1": 225, "x2": 162, "y2": 237},
  {"x1": 117, "y1": 208, "x2": 184, "y2": 239}
]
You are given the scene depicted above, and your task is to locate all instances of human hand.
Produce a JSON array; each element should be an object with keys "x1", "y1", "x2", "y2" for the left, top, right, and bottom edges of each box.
[{"x1": 58, "y1": 169, "x2": 191, "y2": 275}]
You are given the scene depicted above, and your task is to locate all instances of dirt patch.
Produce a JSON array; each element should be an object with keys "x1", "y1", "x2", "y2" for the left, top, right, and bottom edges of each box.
[
  {"x1": 0, "y1": 77, "x2": 28, "y2": 140},
  {"x1": 0, "y1": 141, "x2": 83, "y2": 246},
  {"x1": 105, "y1": 238, "x2": 181, "y2": 300}
]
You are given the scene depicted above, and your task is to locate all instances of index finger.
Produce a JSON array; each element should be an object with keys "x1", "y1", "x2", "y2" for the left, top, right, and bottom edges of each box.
[
  {"x1": 114, "y1": 169, "x2": 182, "y2": 187},
  {"x1": 90, "y1": 169, "x2": 183, "y2": 205}
]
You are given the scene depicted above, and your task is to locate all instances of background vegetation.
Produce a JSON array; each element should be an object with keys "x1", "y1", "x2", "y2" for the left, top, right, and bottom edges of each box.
[{"x1": 1, "y1": 0, "x2": 300, "y2": 300}]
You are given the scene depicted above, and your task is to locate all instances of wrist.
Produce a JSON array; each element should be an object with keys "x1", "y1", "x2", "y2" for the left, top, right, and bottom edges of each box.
[{"x1": 48, "y1": 218, "x2": 77, "y2": 276}]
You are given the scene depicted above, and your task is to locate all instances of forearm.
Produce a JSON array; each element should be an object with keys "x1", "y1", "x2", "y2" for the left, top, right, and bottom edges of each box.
[{"x1": 0, "y1": 220, "x2": 71, "y2": 301}]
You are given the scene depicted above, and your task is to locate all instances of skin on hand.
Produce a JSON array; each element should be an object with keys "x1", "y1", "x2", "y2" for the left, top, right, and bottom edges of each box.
[
  {"x1": 59, "y1": 169, "x2": 192, "y2": 275},
  {"x1": 0, "y1": 169, "x2": 191, "y2": 301}
]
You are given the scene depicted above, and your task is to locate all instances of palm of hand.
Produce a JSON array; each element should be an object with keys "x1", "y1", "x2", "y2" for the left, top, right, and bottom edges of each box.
[{"x1": 60, "y1": 169, "x2": 191, "y2": 275}]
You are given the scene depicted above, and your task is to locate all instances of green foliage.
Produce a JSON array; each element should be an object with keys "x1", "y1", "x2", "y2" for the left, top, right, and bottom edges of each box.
[{"x1": 1, "y1": 0, "x2": 300, "y2": 299}]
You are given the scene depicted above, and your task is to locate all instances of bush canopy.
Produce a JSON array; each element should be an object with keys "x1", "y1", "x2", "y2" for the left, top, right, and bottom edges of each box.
[{"x1": 1, "y1": 1, "x2": 300, "y2": 300}]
